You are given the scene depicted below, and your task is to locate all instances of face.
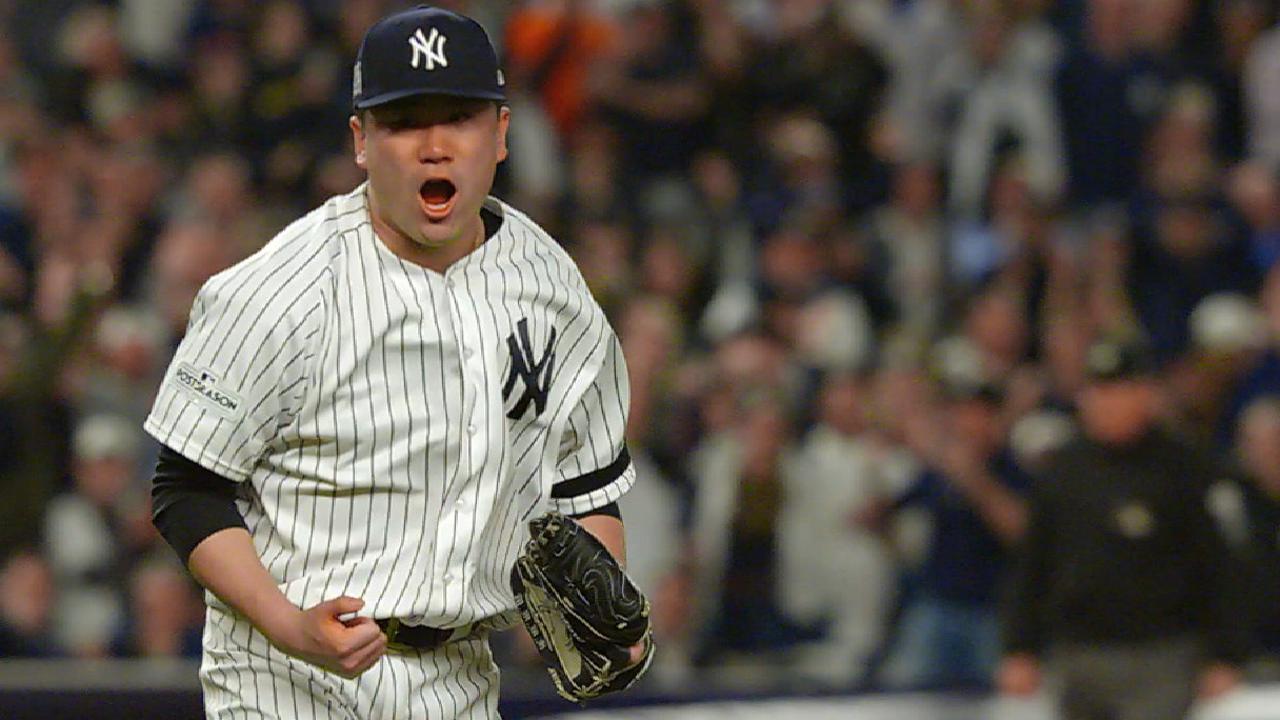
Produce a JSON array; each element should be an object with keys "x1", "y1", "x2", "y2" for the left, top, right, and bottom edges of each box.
[
  {"x1": 819, "y1": 375, "x2": 865, "y2": 436},
  {"x1": 1239, "y1": 404, "x2": 1280, "y2": 490},
  {"x1": 351, "y1": 95, "x2": 509, "y2": 256},
  {"x1": 76, "y1": 456, "x2": 132, "y2": 507},
  {"x1": 946, "y1": 397, "x2": 1001, "y2": 451},
  {"x1": 1078, "y1": 379, "x2": 1158, "y2": 443}
]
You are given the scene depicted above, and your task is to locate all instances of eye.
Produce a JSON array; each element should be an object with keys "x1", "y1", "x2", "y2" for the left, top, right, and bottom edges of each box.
[
  {"x1": 377, "y1": 114, "x2": 414, "y2": 131},
  {"x1": 448, "y1": 110, "x2": 474, "y2": 124}
]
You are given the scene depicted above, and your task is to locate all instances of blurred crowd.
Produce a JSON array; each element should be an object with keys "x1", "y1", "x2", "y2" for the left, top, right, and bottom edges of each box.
[{"x1": 2, "y1": 0, "x2": 1280, "y2": 699}]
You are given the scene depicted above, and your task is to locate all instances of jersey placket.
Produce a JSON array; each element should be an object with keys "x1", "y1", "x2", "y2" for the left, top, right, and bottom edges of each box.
[{"x1": 430, "y1": 267, "x2": 488, "y2": 599}]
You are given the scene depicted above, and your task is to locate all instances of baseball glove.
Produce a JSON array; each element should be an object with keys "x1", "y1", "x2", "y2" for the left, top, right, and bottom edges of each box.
[{"x1": 511, "y1": 512, "x2": 654, "y2": 703}]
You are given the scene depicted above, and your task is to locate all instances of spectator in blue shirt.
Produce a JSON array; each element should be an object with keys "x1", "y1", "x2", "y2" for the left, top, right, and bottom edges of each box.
[{"x1": 874, "y1": 375, "x2": 1030, "y2": 689}]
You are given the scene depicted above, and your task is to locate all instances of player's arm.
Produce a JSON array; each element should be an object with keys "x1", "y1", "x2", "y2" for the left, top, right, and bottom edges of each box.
[
  {"x1": 573, "y1": 504, "x2": 626, "y2": 567},
  {"x1": 152, "y1": 445, "x2": 386, "y2": 678},
  {"x1": 572, "y1": 507, "x2": 649, "y2": 666},
  {"x1": 548, "y1": 334, "x2": 638, "y2": 568}
]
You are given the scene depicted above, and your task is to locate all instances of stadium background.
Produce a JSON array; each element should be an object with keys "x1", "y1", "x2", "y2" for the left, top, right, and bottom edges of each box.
[{"x1": 3, "y1": 0, "x2": 1280, "y2": 717}]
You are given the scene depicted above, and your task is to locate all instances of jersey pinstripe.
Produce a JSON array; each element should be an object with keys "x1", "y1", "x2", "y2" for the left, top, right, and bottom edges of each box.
[
  {"x1": 201, "y1": 604, "x2": 500, "y2": 720},
  {"x1": 145, "y1": 184, "x2": 634, "y2": 632}
]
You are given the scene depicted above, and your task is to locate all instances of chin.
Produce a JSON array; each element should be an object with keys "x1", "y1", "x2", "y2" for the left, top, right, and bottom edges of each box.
[{"x1": 412, "y1": 221, "x2": 462, "y2": 248}]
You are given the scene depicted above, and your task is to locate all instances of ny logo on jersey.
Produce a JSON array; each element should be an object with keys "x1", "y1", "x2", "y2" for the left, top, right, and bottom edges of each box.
[
  {"x1": 409, "y1": 27, "x2": 448, "y2": 71},
  {"x1": 503, "y1": 318, "x2": 556, "y2": 421}
]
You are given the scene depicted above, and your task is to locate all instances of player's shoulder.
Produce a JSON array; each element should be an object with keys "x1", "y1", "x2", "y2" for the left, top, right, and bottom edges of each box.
[
  {"x1": 198, "y1": 187, "x2": 365, "y2": 316},
  {"x1": 490, "y1": 197, "x2": 588, "y2": 284}
]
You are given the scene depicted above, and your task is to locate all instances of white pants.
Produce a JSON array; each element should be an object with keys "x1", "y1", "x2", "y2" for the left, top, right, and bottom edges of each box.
[{"x1": 201, "y1": 606, "x2": 501, "y2": 719}]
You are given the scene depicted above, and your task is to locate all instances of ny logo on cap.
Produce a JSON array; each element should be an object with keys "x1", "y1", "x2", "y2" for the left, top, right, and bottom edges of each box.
[{"x1": 409, "y1": 27, "x2": 448, "y2": 71}]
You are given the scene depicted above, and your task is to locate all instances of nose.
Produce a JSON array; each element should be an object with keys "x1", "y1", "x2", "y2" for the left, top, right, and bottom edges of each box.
[{"x1": 417, "y1": 126, "x2": 452, "y2": 165}]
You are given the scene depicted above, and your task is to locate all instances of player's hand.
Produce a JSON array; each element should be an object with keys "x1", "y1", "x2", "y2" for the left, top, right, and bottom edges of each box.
[
  {"x1": 996, "y1": 653, "x2": 1042, "y2": 697},
  {"x1": 270, "y1": 597, "x2": 387, "y2": 679},
  {"x1": 626, "y1": 637, "x2": 650, "y2": 667},
  {"x1": 1197, "y1": 662, "x2": 1242, "y2": 699}
]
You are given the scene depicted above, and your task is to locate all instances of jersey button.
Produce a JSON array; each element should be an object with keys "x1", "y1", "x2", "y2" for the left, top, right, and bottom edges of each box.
[
  {"x1": 467, "y1": 423, "x2": 477, "y2": 433},
  {"x1": 463, "y1": 347, "x2": 474, "y2": 359}
]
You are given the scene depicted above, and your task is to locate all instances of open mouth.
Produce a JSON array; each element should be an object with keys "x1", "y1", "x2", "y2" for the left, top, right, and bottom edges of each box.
[{"x1": 419, "y1": 179, "x2": 457, "y2": 220}]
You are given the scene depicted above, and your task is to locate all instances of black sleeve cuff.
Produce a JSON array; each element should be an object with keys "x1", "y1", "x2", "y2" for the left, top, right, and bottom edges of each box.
[
  {"x1": 152, "y1": 444, "x2": 247, "y2": 565},
  {"x1": 570, "y1": 501, "x2": 622, "y2": 521},
  {"x1": 552, "y1": 447, "x2": 631, "y2": 499}
]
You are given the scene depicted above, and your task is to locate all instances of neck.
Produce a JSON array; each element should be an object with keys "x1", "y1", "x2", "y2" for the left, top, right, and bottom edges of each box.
[{"x1": 367, "y1": 192, "x2": 485, "y2": 274}]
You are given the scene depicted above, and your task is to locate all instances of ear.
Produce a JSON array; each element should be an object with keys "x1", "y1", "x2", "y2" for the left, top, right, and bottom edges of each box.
[
  {"x1": 350, "y1": 114, "x2": 367, "y2": 169},
  {"x1": 496, "y1": 106, "x2": 511, "y2": 163}
]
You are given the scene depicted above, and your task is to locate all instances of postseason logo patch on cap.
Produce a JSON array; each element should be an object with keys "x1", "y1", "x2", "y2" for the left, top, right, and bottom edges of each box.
[{"x1": 352, "y1": 60, "x2": 362, "y2": 103}]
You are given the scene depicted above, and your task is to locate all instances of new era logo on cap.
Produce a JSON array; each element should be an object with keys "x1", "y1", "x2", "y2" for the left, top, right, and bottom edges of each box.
[{"x1": 353, "y1": 4, "x2": 505, "y2": 109}]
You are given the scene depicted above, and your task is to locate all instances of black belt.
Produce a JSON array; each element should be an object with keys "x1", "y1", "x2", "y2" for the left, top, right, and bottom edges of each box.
[{"x1": 376, "y1": 619, "x2": 465, "y2": 652}]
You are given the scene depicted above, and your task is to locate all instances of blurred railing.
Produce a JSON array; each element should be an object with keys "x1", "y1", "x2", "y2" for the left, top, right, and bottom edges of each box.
[{"x1": 2, "y1": 659, "x2": 1278, "y2": 719}]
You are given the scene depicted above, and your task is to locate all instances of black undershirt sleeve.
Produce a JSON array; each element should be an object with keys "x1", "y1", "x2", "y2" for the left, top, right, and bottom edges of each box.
[
  {"x1": 570, "y1": 501, "x2": 621, "y2": 521},
  {"x1": 151, "y1": 444, "x2": 248, "y2": 565}
]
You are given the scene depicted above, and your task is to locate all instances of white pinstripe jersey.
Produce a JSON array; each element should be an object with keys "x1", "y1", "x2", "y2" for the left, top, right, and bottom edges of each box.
[{"x1": 144, "y1": 184, "x2": 634, "y2": 628}]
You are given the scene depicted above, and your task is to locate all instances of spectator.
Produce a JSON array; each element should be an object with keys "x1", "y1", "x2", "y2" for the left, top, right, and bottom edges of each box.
[
  {"x1": 80, "y1": 303, "x2": 169, "y2": 425},
  {"x1": 590, "y1": 0, "x2": 710, "y2": 203},
  {"x1": 1128, "y1": 88, "x2": 1259, "y2": 357},
  {"x1": 962, "y1": 288, "x2": 1033, "y2": 379},
  {"x1": 1056, "y1": 0, "x2": 1155, "y2": 207},
  {"x1": 783, "y1": 372, "x2": 898, "y2": 684},
  {"x1": 853, "y1": 0, "x2": 965, "y2": 167},
  {"x1": 504, "y1": 0, "x2": 620, "y2": 139},
  {"x1": 109, "y1": 561, "x2": 203, "y2": 659},
  {"x1": 1245, "y1": 10, "x2": 1280, "y2": 166},
  {"x1": 44, "y1": 414, "x2": 151, "y2": 657},
  {"x1": 1228, "y1": 397, "x2": 1280, "y2": 667},
  {"x1": 0, "y1": 549, "x2": 58, "y2": 657},
  {"x1": 148, "y1": 217, "x2": 241, "y2": 342},
  {"x1": 876, "y1": 371, "x2": 1029, "y2": 689},
  {"x1": 686, "y1": 388, "x2": 810, "y2": 667},
  {"x1": 1228, "y1": 160, "x2": 1280, "y2": 272},
  {"x1": 999, "y1": 334, "x2": 1249, "y2": 717},
  {"x1": 740, "y1": 1, "x2": 889, "y2": 211},
  {"x1": 756, "y1": 224, "x2": 875, "y2": 376},
  {"x1": 187, "y1": 35, "x2": 252, "y2": 152},
  {"x1": 1218, "y1": 265, "x2": 1280, "y2": 442},
  {"x1": 1038, "y1": 312, "x2": 1093, "y2": 410},
  {"x1": 749, "y1": 112, "x2": 846, "y2": 234},
  {"x1": 862, "y1": 161, "x2": 947, "y2": 343},
  {"x1": 173, "y1": 152, "x2": 276, "y2": 257},
  {"x1": 561, "y1": 120, "x2": 623, "y2": 222},
  {"x1": 1203, "y1": 0, "x2": 1271, "y2": 161},
  {"x1": 1170, "y1": 292, "x2": 1268, "y2": 447},
  {"x1": 691, "y1": 150, "x2": 759, "y2": 342},
  {"x1": 943, "y1": 2, "x2": 1064, "y2": 220}
]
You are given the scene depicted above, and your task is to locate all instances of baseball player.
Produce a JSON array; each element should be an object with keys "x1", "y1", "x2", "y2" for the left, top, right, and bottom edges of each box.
[{"x1": 146, "y1": 6, "x2": 645, "y2": 718}]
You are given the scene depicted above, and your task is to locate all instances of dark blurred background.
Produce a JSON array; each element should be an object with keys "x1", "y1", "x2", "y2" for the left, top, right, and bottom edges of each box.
[{"x1": 2, "y1": 0, "x2": 1280, "y2": 717}]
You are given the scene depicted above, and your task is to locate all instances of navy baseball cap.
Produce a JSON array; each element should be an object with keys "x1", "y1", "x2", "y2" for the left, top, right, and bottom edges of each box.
[{"x1": 352, "y1": 5, "x2": 506, "y2": 110}]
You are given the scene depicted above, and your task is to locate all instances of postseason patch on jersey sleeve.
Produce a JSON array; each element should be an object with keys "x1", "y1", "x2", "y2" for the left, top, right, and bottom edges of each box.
[{"x1": 172, "y1": 362, "x2": 244, "y2": 419}]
